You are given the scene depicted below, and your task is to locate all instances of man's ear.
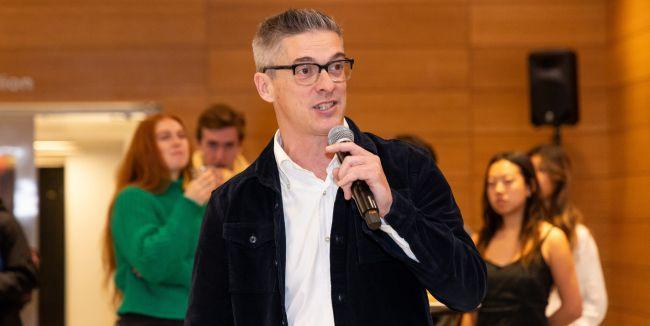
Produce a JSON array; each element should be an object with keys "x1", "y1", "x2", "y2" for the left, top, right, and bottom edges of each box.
[{"x1": 254, "y1": 72, "x2": 275, "y2": 103}]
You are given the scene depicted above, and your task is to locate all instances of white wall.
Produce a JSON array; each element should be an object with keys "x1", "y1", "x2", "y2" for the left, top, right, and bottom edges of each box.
[{"x1": 64, "y1": 143, "x2": 124, "y2": 326}]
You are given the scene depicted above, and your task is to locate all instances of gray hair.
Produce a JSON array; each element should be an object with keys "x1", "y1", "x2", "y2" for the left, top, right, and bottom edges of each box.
[{"x1": 252, "y1": 9, "x2": 343, "y2": 72}]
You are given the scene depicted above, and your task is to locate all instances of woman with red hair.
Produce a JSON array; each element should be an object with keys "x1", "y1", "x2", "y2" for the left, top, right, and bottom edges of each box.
[{"x1": 103, "y1": 114, "x2": 218, "y2": 325}]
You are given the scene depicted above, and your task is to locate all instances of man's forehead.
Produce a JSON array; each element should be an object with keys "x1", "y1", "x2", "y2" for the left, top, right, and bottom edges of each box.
[
  {"x1": 278, "y1": 31, "x2": 344, "y2": 63},
  {"x1": 201, "y1": 126, "x2": 239, "y2": 140}
]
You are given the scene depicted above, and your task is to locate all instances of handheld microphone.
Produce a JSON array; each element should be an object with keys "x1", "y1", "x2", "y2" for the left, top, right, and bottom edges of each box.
[{"x1": 328, "y1": 126, "x2": 382, "y2": 230}]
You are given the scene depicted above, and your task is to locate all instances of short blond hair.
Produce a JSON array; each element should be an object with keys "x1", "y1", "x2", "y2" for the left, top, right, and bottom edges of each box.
[{"x1": 252, "y1": 9, "x2": 343, "y2": 72}]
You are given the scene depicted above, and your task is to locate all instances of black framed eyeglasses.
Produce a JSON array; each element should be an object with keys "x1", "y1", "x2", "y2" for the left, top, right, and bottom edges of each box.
[{"x1": 262, "y1": 58, "x2": 354, "y2": 86}]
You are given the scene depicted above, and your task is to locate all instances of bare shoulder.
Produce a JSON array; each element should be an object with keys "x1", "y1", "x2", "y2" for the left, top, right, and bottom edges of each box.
[{"x1": 539, "y1": 222, "x2": 571, "y2": 261}]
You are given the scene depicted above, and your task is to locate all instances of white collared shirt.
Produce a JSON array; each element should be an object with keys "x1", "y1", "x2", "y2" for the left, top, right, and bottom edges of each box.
[{"x1": 273, "y1": 128, "x2": 418, "y2": 326}]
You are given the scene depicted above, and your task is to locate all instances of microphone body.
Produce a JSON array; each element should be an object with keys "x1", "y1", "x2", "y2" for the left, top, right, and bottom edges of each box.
[
  {"x1": 328, "y1": 127, "x2": 382, "y2": 230},
  {"x1": 334, "y1": 147, "x2": 382, "y2": 230}
]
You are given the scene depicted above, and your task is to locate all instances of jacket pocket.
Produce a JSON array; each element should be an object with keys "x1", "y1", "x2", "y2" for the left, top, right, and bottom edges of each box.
[{"x1": 223, "y1": 222, "x2": 277, "y2": 293}]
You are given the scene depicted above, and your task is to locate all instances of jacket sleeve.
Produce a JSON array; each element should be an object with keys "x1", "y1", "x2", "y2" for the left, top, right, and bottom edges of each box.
[
  {"x1": 185, "y1": 191, "x2": 233, "y2": 325},
  {"x1": 369, "y1": 151, "x2": 487, "y2": 312},
  {"x1": 111, "y1": 187, "x2": 204, "y2": 285},
  {"x1": 0, "y1": 212, "x2": 38, "y2": 304}
]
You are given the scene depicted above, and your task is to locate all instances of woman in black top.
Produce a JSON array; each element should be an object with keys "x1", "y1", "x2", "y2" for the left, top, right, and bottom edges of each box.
[{"x1": 462, "y1": 152, "x2": 582, "y2": 325}]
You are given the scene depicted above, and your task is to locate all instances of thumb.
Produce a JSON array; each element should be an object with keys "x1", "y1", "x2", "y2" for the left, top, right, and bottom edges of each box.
[{"x1": 333, "y1": 168, "x2": 341, "y2": 183}]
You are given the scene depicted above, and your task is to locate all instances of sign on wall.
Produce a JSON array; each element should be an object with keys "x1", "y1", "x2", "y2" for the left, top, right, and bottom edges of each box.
[{"x1": 0, "y1": 74, "x2": 35, "y2": 92}]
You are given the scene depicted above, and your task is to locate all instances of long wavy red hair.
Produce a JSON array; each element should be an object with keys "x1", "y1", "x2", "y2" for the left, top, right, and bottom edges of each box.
[{"x1": 102, "y1": 113, "x2": 193, "y2": 303}]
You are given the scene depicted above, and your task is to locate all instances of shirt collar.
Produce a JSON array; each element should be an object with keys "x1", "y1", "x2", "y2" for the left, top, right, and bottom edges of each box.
[{"x1": 273, "y1": 119, "x2": 348, "y2": 189}]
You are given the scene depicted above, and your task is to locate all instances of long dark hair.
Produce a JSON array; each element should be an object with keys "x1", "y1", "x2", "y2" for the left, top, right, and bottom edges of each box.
[
  {"x1": 528, "y1": 144, "x2": 582, "y2": 248},
  {"x1": 477, "y1": 152, "x2": 547, "y2": 265}
]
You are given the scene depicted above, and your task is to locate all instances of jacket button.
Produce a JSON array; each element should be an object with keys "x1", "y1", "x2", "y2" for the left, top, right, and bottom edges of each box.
[
  {"x1": 274, "y1": 202, "x2": 279, "y2": 209},
  {"x1": 249, "y1": 235, "x2": 257, "y2": 244},
  {"x1": 334, "y1": 235, "x2": 343, "y2": 245},
  {"x1": 274, "y1": 259, "x2": 278, "y2": 266},
  {"x1": 337, "y1": 293, "x2": 345, "y2": 302}
]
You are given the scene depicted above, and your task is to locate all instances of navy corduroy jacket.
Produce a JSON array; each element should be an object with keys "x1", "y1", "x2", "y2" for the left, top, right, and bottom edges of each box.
[{"x1": 185, "y1": 118, "x2": 486, "y2": 326}]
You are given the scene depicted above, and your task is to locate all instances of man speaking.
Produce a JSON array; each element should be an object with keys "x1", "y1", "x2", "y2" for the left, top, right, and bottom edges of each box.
[{"x1": 185, "y1": 9, "x2": 486, "y2": 326}]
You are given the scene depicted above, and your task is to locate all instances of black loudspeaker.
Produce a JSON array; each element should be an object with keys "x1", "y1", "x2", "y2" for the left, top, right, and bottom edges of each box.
[{"x1": 528, "y1": 50, "x2": 579, "y2": 126}]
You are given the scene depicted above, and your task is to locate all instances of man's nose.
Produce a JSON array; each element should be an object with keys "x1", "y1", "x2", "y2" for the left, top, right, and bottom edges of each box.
[{"x1": 315, "y1": 69, "x2": 336, "y2": 91}]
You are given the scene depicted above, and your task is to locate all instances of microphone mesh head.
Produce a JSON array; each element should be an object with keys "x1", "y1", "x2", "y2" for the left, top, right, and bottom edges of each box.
[{"x1": 328, "y1": 125, "x2": 354, "y2": 145}]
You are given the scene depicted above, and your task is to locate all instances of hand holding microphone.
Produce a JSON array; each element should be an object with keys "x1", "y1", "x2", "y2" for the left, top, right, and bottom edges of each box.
[{"x1": 326, "y1": 126, "x2": 393, "y2": 230}]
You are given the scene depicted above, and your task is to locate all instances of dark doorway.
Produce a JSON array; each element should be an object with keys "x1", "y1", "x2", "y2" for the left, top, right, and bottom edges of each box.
[{"x1": 38, "y1": 167, "x2": 65, "y2": 326}]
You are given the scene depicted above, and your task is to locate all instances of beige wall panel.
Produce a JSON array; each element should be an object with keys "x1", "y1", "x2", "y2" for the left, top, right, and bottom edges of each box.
[
  {"x1": 0, "y1": 3, "x2": 206, "y2": 49},
  {"x1": 471, "y1": 48, "x2": 610, "y2": 89},
  {"x1": 471, "y1": 4, "x2": 607, "y2": 46},
  {"x1": 207, "y1": 3, "x2": 468, "y2": 48},
  {"x1": 0, "y1": 49, "x2": 207, "y2": 100},
  {"x1": 209, "y1": 48, "x2": 470, "y2": 92}
]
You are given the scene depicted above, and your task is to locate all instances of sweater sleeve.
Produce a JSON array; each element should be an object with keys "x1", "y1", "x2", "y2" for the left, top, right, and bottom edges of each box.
[
  {"x1": 111, "y1": 187, "x2": 204, "y2": 285},
  {"x1": 0, "y1": 212, "x2": 38, "y2": 304}
]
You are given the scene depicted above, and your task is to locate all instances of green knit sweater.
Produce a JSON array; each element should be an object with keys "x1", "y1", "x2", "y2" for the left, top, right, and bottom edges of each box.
[{"x1": 111, "y1": 179, "x2": 205, "y2": 319}]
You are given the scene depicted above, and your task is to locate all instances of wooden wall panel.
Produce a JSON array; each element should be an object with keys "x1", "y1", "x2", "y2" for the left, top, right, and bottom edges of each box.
[
  {"x1": 604, "y1": 263, "x2": 650, "y2": 313},
  {"x1": 346, "y1": 91, "x2": 470, "y2": 135},
  {"x1": 611, "y1": 80, "x2": 650, "y2": 129},
  {"x1": 470, "y1": 132, "x2": 559, "y2": 175},
  {"x1": 0, "y1": 3, "x2": 206, "y2": 49},
  {"x1": 2, "y1": 0, "x2": 645, "y2": 323},
  {"x1": 610, "y1": 176, "x2": 650, "y2": 220},
  {"x1": 0, "y1": 49, "x2": 207, "y2": 100},
  {"x1": 592, "y1": 222, "x2": 650, "y2": 268},
  {"x1": 208, "y1": 49, "x2": 470, "y2": 92},
  {"x1": 608, "y1": 1, "x2": 650, "y2": 324},
  {"x1": 610, "y1": 29, "x2": 650, "y2": 85},
  {"x1": 472, "y1": 48, "x2": 610, "y2": 89},
  {"x1": 471, "y1": 3, "x2": 607, "y2": 46},
  {"x1": 604, "y1": 310, "x2": 649, "y2": 326},
  {"x1": 610, "y1": 129, "x2": 650, "y2": 175},
  {"x1": 207, "y1": 3, "x2": 469, "y2": 49},
  {"x1": 610, "y1": 0, "x2": 650, "y2": 39},
  {"x1": 471, "y1": 90, "x2": 609, "y2": 133}
]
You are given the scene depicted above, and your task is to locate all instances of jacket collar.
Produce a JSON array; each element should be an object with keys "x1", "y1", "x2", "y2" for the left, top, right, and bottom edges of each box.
[{"x1": 253, "y1": 117, "x2": 377, "y2": 193}]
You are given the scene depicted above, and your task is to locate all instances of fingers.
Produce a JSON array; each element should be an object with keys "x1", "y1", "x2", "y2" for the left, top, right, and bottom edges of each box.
[
  {"x1": 326, "y1": 142, "x2": 369, "y2": 156},
  {"x1": 333, "y1": 168, "x2": 352, "y2": 200},
  {"x1": 336, "y1": 155, "x2": 368, "y2": 180},
  {"x1": 336, "y1": 165, "x2": 380, "y2": 190}
]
